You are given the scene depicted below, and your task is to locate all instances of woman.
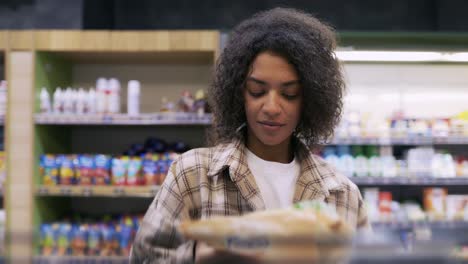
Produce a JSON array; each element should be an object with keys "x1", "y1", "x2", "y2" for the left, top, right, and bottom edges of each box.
[{"x1": 131, "y1": 7, "x2": 368, "y2": 263}]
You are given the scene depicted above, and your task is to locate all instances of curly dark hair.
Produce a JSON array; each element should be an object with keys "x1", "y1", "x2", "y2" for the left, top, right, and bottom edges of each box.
[{"x1": 208, "y1": 7, "x2": 345, "y2": 149}]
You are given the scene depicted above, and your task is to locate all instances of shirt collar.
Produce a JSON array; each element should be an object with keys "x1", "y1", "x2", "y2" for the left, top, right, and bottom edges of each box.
[{"x1": 207, "y1": 136, "x2": 345, "y2": 198}]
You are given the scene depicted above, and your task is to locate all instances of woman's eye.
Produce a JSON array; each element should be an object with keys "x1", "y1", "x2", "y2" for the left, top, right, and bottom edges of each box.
[
  {"x1": 248, "y1": 90, "x2": 265, "y2": 97},
  {"x1": 283, "y1": 94, "x2": 299, "y2": 100}
]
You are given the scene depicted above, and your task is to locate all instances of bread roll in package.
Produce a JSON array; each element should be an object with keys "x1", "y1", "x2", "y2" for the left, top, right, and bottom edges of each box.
[{"x1": 179, "y1": 201, "x2": 355, "y2": 263}]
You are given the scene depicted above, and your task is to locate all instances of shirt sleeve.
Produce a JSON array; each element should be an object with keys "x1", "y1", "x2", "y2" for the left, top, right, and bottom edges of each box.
[{"x1": 130, "y1": 161, "x2": 195, "y2": 264}]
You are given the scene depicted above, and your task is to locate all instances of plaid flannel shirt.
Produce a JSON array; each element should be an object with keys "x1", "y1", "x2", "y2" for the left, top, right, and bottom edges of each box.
[{"x1": 130, "y1": 138, "x2": 368, "y2": 263}]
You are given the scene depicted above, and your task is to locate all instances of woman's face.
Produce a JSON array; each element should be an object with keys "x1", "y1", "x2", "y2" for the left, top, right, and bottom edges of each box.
[{"x1": 244, "y1": 51, "x2": 303, "y2": 147}]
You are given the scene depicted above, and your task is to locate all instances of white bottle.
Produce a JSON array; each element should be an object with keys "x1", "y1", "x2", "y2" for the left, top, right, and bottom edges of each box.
[
  {"x1": 96, "y1": 78, "x2": 108, "y2": 114},
  {"x1": 381, "y1": 156, "x2": 397, "y2": 177},
  {"x1": 339, "y1": 154, "x2": 355, "y2": 177},
  {"x1": 87, "y1": 88, "x2": 97, "y2": 114},
  {"x1": 76, "y1": 88, "x2": 86, "y2": 115},
  {"x1": 108, "y1": 78, "x2": 121, "y2": 114},
  {"x1": 368, "y1": 156, "x2": 382, "y2": 177},
  {"x1": 127, "y1": 80, "x2": 140, "y2": 116},
  {"x1": 53, "y1": 87, "x2": 63, "y2": 114},
  {"x1": 71, "y1": 89, "x2": 79, "y2": 114},
  {"x1": 354, "y1": 156, "x2": 368, "y2": 177},
  {"x1": 63, "y1": 87, "x2": 74, "y2": 114},
  {"x1": 0, "y1": 81, "x2": 7, "y2": 116},
  {"x1": 39, "y1": 87, "x2": 51, "y2": 113}
]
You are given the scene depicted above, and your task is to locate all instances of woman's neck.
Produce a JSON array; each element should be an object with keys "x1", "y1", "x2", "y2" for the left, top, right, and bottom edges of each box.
[{"x1": 246, "y1": 134, "x2": 293, "y2": 163}]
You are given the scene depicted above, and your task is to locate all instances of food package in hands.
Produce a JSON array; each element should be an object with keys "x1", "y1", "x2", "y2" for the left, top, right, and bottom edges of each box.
[{"x1": 179, "y1": 201, "x2": 354, "y2": 263}]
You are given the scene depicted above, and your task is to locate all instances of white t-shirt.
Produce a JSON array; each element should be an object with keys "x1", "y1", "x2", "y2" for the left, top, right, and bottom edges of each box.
[{"x1": 246, "y1": 149, "x2": 301, "y2": 210}]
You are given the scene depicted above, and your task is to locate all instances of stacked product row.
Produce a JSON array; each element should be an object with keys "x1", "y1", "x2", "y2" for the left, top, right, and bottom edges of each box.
[
  {"x1": 39, "y1": 138, "x2": 188, "y2": 186},
  {"x1": 39, "y1": 215, "x2": 141, "y2": 257},
  {"x1": 364, "y1": 187, "x2": 468, "y2": 222},
  {"x1": 39, "y1": 78, "x2": 209, "y2": 116},
  {"x1": 336, "y1": 110, "x2": 468, "y2": 139},
  {"x1": 322, "y1": 145, "x2": 468, "y2": 178}
]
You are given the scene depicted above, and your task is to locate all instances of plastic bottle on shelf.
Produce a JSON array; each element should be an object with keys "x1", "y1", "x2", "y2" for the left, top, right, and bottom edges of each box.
[
  {"x1": 368, "y1": 156, "x2": 382, "y2": 177},
  {"x1": 442, "y1": 153, "x2": 456, "y2": 178},
  {"x1": 337, "y1": 146, "x2": 354, "y2": 177},
  {"x1": 63, "y1": 87, "x2": 74, "y2": 114},
  {"x1": 367, "y1": 146, "x2": 382, "y2": 177},
  {"x1": 323, "y1": 147, "x2": 340, "y2": 172},
  {"x1": 381, "y1": 155, "x2": 397, "y2": 177},
  {"x1": 87, "y1": 88, "x2": 97, "y2": 114},
  {"x1": 96, "y1": 78, "x2": 108, "y2": 114},
  {"x1": 108, "y1": 78, "x2": 121, "y2": 114},
  {"x1": 127, "y1": 80, "x2": 141, "y2": 116},
  {"x1": 71, "y1": 89, "x2": 79, "y2": 114},
  {"x1": 76, "y1": 88, "x2": 86, "y2": 115},
  {"x1": 352, "y1": 145, "x2": 367, "y2": 177},
  {"x1": 460, "y1": 160, "x2": 468, "y2": 177},
  {"x1": 53, "y1": 87, "x2": 63, "y2": 114},
  {"x1": 39, "y1": 87, "x2": 52, "y2": 114}
]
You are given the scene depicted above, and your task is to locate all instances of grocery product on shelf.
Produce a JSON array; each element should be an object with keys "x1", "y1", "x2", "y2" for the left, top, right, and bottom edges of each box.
[
  {"x1": 378, "y1": 191, "x2": 393, "y2": 221},
  {"x1": 40, "y1": 153, "x2": 158, "y2": 186},
  {"x1": 52, "y1": 87, "x2": 63, "y2": 114},
  {"x1": 363, "y1": 187, "x2": 468, "y2": 223},
  {"x1": 333, "y1": 110, "x2": 468, "y2": 140},
  {"x1": 96, "y1": 78, "x2": 108, "y2": 114},
  {"x1": 44, "y1": 78, "x2": 124, "y2": 115},
  {"x1": 322, "y1": 145, "x2": 467, "y2": 178},
  {"x1": 424, "y1": 188, "x2": 448, "y2": 220},
  {"x1": 193, "y1": 89, "x2": 209, "y2": 116},
  {"x1": 177, "y1": 90, "x2": 194, "y2": 113},
  {"x1": 446, "y1": 195, "x2": 468, "y2": 221},
  {"x1": 108, "y1": 78, "x2": 121, "y2": 114},
  {"x1": 39, "y1": 87, "x2": 51, "y2": 113},
  {"x1": 39, "y1": 138, "x2": 187, "y2": 186},
  {"x1": 37, "y1": 79, "x2": 213, "y2": 123},
  {"x1": 39, "y1": 215, "x2": 142, "y2": 257},
  {"x1": 127, "y1": 80, "x2": 140, "y2": 116}
]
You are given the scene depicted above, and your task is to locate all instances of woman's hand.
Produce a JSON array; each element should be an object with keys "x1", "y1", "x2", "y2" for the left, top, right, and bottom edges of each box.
[{"x1": 194, "y1": 242, "x2": 260, "y2": 264}]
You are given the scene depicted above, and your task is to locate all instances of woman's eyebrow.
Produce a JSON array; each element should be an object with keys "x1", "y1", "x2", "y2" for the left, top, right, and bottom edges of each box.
[
  {"x1": 247, "y1": 77, "x2": 300, "y2": 87},
  {"x1": 246, "y1": 77, "x2": 268, "y2": 85},
  {"x1": 281, "y1": 80, "x2": 300, "y2": 87}
]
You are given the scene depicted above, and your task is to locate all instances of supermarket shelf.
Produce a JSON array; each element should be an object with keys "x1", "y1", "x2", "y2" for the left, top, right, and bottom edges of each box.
[
  {"x1": 350, "y1": 176, "x2": 468, "y2": 186},
  {"x1": 33, "y1": 256, "x2": 128, "y2": 264},
  {"x1": 32, "y1": 255, "x2": 464, "y2": 264},
  {"x1": 35, "y1": 185, "x2": 159, "y2": 198},
  {"x1": 34, "y1": 113, "x2": 212, "y2": 126},
  {"x1": 371, "y1": 221, "x2": 468, "y2": 230},
  {"x1": 330, "y1": 136, "x2": 468, "y2": 145}
]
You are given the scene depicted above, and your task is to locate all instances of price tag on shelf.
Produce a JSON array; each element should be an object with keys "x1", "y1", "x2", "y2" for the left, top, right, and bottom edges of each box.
[
  {"x1": 113, "y1": 187, "x2": 125, "y2": 196},
  {"x1": 60, "y1": 187, "x2": 72, "y2": 196},
  {"x1": 102, "y1": 115, "x2": 113, "y2": 124},
  {"x1": 382, "y1": 177, "x2": 391, "y2": 184},
  {"x1": 421, "y1": 177, "x2": 432, "y2": 185},
  {"x1": 82, "y1": 187, "x2": 93, "y2": 196},
  {"x1": 38, "y1": 186, "x2": 49, "y2": 195}
]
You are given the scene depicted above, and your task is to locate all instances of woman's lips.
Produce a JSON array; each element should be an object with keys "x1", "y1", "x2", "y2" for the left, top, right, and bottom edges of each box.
[{"x1": 258, "y1": 121, "x2": 284, "y2": 132}]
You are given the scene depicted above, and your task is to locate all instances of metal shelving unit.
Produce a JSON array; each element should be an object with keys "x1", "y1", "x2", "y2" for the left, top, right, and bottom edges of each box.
[
  {"x1": 330, "y1": 136, "x2": 468, "y2": 145},
  {"x1": 35, "y1": 185, "x2": 159, "y2": 198},
  {"x1": 349, "y1": 177, "x2": 468, "y2": 186},
  {"x1": 33, "y1": 256, "x2": 128, "y2": 264},
  {"x1": 35, "y1": 113, "x2": 212, "y2": 126}
]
